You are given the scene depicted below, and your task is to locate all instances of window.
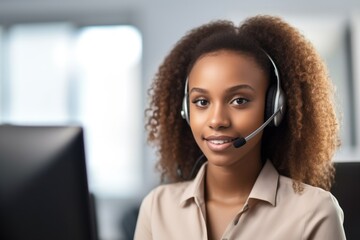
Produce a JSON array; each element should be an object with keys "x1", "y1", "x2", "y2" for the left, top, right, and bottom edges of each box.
[{"x1": 0, "y1": 22, "x2": 143, "y2": 197}]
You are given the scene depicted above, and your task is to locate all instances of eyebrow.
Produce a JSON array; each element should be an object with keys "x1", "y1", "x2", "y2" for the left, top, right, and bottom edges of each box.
[{"x1": 189, "y1": 84, "x2": 256, "y2": 94}]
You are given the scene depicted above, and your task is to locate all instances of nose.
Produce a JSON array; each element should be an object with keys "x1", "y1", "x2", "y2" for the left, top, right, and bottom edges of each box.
[{"x1": 208, "y1": 104, "x2": 231, "y2": 130}]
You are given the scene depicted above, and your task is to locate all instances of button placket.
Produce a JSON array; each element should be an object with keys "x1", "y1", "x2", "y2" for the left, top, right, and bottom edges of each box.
[
  {"x1": 220, "y1": 204, "x2": 250, "y2": 240},
  {"x1": 235, "y1": 203, "x2": 249, "y2": 224}
]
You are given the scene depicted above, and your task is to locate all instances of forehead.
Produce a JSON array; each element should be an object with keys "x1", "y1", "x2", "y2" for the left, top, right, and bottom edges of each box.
[{"x1": 188, "y1": 50, "x2": 268, "y2": 90}]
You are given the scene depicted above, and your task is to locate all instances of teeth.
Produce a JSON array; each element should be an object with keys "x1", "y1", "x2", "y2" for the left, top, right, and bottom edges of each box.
[{"x1": 209, "y1": 139, "x2": 232, "y2": 145}]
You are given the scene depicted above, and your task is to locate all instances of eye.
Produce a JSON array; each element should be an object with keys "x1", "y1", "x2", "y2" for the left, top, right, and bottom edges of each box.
[
  {"x1": 231, "y1": 97, "x2": 249, "y2": 105},
  {"x1": 192, "y1": 99, "x2": 209, "y2": 108}
]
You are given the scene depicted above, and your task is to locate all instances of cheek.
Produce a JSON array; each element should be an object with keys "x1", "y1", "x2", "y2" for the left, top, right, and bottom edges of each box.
[
  {"x1": 189, "y1": 108, "x2": 205, "y2": 135},
  {"x1": 235, "y1": 101, "x2": 266, "y2": 134},
  {"x1": 189, "y1": 108, "x2": 210, "y2": 150}
]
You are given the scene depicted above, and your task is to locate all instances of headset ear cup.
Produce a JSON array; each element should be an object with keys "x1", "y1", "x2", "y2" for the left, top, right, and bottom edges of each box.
[
  {"x1": 265, "y1": 85, "x2": 277, "y2": 127},
  {"x1": 181, "y1": 95, "x2": 190, "y2": 124},
  {"x1": 181, "y1": 78, "x2": 190, "y2": 124}
]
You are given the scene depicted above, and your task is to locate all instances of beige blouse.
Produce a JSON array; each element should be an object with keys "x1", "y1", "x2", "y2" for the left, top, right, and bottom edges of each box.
[{"x1": 134, "y1": 160, "x2": 346, "y2": 240}]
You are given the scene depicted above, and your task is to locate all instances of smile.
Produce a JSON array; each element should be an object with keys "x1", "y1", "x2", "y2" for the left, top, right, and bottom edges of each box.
[
  {"x1": 207, "y1": 139, "x2": 234, "y2": 145},
  {"x1": 203, "y1": 136, "x2": 237, "y2": 151}
]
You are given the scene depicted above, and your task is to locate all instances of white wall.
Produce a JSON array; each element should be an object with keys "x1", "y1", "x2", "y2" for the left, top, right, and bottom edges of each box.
[{"x1": 1, "y1": 0, "x2": 360, "y2": 99}]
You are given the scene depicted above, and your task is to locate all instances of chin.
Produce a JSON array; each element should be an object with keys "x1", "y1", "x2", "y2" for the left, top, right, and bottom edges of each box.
[
  {"x1": 202, "y1": 144, "x2": 262, "y2": 169},
  {"x1": 204, "y1": 151, "x2": 243, "y2": 167}
]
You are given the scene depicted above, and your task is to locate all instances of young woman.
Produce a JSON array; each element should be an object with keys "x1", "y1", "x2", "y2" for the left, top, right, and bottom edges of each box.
[{"x1": 134, "y1": 15, "x2": 346, "y2": 240}]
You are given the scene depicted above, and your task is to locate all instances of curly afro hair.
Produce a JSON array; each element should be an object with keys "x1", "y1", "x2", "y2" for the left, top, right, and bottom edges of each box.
[{"x1": 145, "y1": 15, "x2": 340, "y2": 192}]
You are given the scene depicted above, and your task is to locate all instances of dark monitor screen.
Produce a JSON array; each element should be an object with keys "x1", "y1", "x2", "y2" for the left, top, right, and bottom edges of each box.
[
  {"x1": 0, "y1": 125, "x2": 97, "y2": 240},
  {"x1": 331, "y1": 162, "x2": 360, "y2": 240}
]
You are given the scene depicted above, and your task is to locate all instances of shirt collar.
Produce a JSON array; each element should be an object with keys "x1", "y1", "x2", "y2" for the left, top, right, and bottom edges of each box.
[
  {"x1": 247, "y1": 160, "x2": 279, "y2": 206},
  {"x1": 179, "y1": 159, "x2": 279, "y2": 207},
  {"x1": 179, "y1": 162, "x2": 207, "y2": 207}
]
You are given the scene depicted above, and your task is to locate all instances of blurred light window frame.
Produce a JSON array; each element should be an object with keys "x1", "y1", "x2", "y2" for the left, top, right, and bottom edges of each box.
[{"x1": 0, "y1": 22, "x2": 143, "y2": 198}]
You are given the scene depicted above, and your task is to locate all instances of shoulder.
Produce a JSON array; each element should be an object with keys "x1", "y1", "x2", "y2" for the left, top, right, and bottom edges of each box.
[
  {"x1": 141, "y1": 181, "x2": 191, "y2": 208},
  {"x1": 264, "y1": 175, "x2": 345, "y2": 240},
  {"x1": 301, "y1": 181, "x2": 344, "y2": 222},
  {"x1": 278, "y1": 175, "x2": 342, "y2": 212},
  {"x1": 147, "y1": 181, "x2": 191, "y2": 198},
  {"x1": 134, "y1": 181, "x2": 192, "y2": 240},
  {"x1": 278, "y1": 176, "x2": 344, "y2": 232}
]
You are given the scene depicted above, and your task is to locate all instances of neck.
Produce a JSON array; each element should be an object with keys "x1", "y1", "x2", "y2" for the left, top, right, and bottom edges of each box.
[{"x1": 205, "y1": 155, "x2": 263, "y2": 203}]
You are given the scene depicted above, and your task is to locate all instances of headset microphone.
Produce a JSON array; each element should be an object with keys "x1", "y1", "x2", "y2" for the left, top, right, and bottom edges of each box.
[
  {"x1": 179, "y1": 108, "x2": 281, "y2": 180},
  {"x1": 233, "y1": 107, "x2": 282, "y2": 148}
]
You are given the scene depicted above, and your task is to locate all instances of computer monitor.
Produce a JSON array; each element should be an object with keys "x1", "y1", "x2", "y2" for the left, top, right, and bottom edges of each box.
[
  {"x1": 0, "y1": 125, "x2": 97, "y2": 240},
  {"x1": 331, "y1": 162, "x2": 360, "y2": 240}
]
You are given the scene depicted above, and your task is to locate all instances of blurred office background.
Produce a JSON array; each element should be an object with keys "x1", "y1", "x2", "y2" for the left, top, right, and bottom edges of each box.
[{"x1": 0, "y1": 0, "x2": 360, "y2": 239}]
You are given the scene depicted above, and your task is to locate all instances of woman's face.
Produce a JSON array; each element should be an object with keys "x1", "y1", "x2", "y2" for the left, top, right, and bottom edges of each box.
[{"x1": 188, "y1": 50, "x2": 269, "y2": 167}]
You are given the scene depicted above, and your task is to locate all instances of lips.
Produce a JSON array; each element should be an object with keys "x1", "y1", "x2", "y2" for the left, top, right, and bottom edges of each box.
[
  {"x1": 207, "y1": 138, "x2": 234, "y2": 145},
  {"x1": 203, "y1": 136, "x2": 237, "y2": 151}
]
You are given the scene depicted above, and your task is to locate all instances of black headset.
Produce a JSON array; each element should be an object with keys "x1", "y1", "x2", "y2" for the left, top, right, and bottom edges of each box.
[{"x1": 180, "y1": 50, "x2": 286, "y2": 127}]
